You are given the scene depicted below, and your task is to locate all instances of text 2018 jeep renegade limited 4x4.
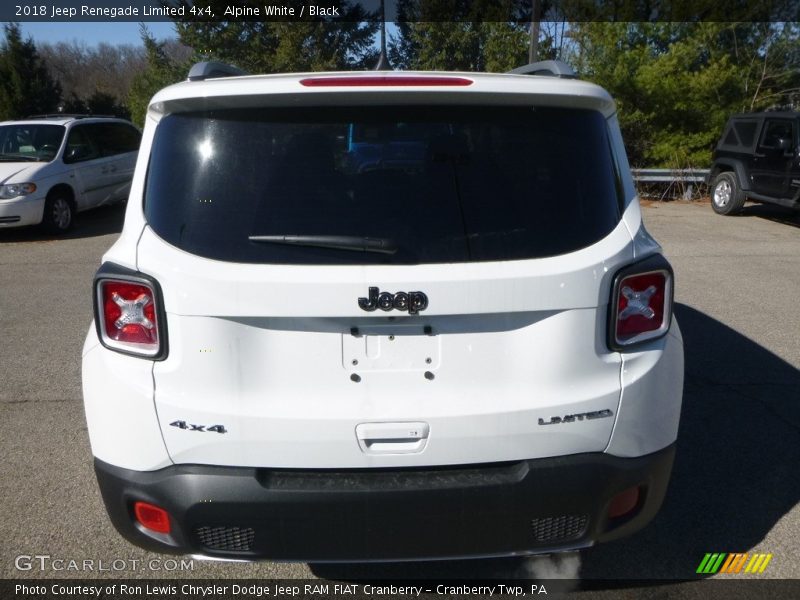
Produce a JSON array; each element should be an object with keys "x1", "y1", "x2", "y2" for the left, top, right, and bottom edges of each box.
[{"x1": 81, "y1": 61, "x2": 684, "y2": 562}]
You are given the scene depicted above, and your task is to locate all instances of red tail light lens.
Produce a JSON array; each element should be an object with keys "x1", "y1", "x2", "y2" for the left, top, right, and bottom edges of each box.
[
  {"x1": 101, "y1": 281, "x2": 157, "y2": 345},
  {"x1": 134, "y1": 501, "x2": 171, "y2": 534},
  {"x1": 94, "y1": 269, "x2": 166, "y2": 359},
  {"x1": 609, "y1": 257, "x2": 673, "y2": 350},
  {"x1": 617, "y1": 272, "x2": 667, "y2": 337}
]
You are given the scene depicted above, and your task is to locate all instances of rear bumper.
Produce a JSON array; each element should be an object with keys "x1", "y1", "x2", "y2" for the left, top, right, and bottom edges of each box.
[{"x1": 95, "y1": 444, "x2": 675, "y2": 562}]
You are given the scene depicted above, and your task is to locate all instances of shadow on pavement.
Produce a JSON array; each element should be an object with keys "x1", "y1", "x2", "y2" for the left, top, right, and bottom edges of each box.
[
  {"x1": 311, "y1": 304, "x2": 800, "y2": 583},
  {"x1": 739, "y1": 202, "x2": 800, "y2": 228},
  {"x1": 0, "y1": 203, "x2": 125, "y2": 243}
]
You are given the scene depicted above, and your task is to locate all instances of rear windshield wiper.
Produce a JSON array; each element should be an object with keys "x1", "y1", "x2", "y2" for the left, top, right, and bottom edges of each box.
[{"x1": 249, "y1": 234, "x2": 398, "y2": 255}]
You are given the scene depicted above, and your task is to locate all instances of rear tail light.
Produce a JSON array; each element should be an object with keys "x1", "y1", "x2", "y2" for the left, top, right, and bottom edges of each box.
[
  {"x1": 93, "y1": 264, "x2": 167, "y2": 359},
  {"x1": 609, "y1": 255, "x2": 673, "y2": 350}
]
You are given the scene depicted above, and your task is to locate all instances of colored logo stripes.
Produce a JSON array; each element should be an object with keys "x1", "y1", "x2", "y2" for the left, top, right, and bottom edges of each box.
[{"x1": 696, "y1": 553, "x2": 773, "y2": 574}]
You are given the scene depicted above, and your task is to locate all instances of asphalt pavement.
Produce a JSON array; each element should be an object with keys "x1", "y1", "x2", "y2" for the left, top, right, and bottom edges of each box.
[{"x1": 1, "y1": 200, "x2": 798, "y2": 589}]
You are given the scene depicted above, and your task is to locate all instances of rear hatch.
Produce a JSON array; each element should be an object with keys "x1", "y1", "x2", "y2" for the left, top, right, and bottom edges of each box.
[{"x1": 137, "y1": 97, "x2": 633, "y2": 468}]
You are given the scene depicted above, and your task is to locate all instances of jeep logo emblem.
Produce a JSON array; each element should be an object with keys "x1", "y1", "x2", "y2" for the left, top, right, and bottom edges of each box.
[{"x1": 358, "y1": 287, "x2": 429, "y2": 315}]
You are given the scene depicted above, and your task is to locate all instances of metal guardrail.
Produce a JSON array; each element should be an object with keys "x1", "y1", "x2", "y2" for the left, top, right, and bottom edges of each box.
[{"x1": 631, "y1": 168, "x2": 711, "y2": 200}]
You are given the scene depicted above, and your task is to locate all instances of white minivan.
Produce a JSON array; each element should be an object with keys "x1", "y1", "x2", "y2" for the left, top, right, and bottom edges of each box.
[
  {"x1": 0, "y1": 116, "x2": 140, "y2": 232},
  {"x1": 81, "y1": 61, "x2": 684, "y2": 561}
]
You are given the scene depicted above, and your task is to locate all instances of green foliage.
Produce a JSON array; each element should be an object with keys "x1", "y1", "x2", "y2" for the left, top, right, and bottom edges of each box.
[
  {"x1": 173, "y1": 1, "x2": 378, "y2": 73},
  {"x1": 59, "y1": 93, "x2": 87, "y2": 114},
  {"x1": 569, "y1": 22, "x2": 800, "y2": 167},
  {"x1": 389, "y1": 0, "x2": 549, "y2": 71},
  {"x1": 390, "y1": 22, "x2": 530, "y2": 72},
  {"x1": 0, "y1": 23, "x2": 61, "y2": 119},
  {"x1": 127, "y1": 25, "x2": 187, "y2": 128},
  {"x1": 86, "y1": 91, "x2": 130, "y2": 120}
]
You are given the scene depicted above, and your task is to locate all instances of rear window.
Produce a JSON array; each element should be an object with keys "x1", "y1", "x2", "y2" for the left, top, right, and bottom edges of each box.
[
  {"x1": 145, "y1": 106, "x2": 622, "y2": 265},
  {"x1": 733, "y1": 120, "x2": 758, "y2": 147},
  {"x1": 718, "y1": 118, "x2": 759, "y2": 151}
]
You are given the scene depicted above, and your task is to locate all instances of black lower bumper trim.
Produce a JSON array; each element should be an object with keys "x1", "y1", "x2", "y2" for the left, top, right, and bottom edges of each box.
[{"x1": 94, "y1": 445, "x2": 675, "y2": 562}]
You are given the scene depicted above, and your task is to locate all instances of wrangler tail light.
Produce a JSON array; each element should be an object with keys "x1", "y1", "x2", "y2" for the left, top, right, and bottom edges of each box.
[
  {"x1": 608, "y1": 255, "x2": 673, "y2": 351},
  {"x1": 93, "y1": 264, "x2": 167, "y2": 359}
]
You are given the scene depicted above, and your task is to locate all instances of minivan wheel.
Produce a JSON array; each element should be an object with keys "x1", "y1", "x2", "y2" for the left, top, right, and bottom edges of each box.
[
  {"x1": 711, "y1": 172, "x2": 745, "y2": 215},
  {"x1": 42, "y1": 195, "x2": 74, "y2": 233}
]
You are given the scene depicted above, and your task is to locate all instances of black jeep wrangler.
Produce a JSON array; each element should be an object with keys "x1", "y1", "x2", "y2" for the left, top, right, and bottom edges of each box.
[{"x1": 708, "y1": 111, "x2": 799, "y2": 215}]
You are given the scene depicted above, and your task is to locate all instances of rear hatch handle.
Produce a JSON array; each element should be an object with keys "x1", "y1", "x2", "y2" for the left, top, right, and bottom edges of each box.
[{"x1": 356, "y1": 422, "x2": 430, "y2": 455}]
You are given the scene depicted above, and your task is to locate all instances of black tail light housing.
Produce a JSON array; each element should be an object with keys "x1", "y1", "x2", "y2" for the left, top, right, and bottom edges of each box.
[
  {"x1": 93, "y1": 262, "x2": 168, "y2": 360},
  {"x1": 608, "y1": 254, "x2": 674, "y2": 351}
]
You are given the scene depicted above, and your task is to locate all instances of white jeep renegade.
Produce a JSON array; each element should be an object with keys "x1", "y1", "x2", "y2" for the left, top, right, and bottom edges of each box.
[{"x1": 81, "y1": 60, "x2": 684, "y2": 561}]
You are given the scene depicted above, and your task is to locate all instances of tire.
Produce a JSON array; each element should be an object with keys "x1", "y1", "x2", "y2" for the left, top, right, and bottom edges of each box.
[
  {"x1": 41, "y1": 194, "x2": 74, "y2": 233},
  {"x1": 710, "y1": 172, "x2": 746, "y2": 215}
]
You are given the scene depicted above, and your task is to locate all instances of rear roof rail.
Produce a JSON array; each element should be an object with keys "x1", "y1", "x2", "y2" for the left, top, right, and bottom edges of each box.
[
  {"x1": 187, "y1": 61, "x2": 248, "y2": 81},
  {"x1": 507, "y1": 60, "x2": 576, "y2": 79}
]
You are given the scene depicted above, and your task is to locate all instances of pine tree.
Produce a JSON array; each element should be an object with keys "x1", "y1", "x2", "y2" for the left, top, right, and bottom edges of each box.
[
  {"x1": 0, "y1": 23, "x2": 61, "y2": 119},
  {"x1": 388, "y1": 0, "x2": 555, "y2": 72},
  {"x1": 127, "y1": 25, "x2": 187, "y2": 127},
  {"x1": 173, "y1": 1, "x2": 378, "y2": 73}
]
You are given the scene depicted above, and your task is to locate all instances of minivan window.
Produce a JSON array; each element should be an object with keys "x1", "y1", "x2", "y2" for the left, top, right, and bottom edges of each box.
[
  {"x1": 145, "y1": 106, "x2": 622, "y2": 265},
  {"x1": 64, "y1": 125, "x2": 100, "y2": 163},
  {"x1": 91, "y1": 123, "x2": 141, "y2": 156}
]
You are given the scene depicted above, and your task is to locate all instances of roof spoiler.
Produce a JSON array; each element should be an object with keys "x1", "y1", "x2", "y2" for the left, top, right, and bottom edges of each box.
[
  {"x1": 507, "y1": 60, "x2": 576, "y2": 79},
  {"x1": 187, "y1": 61, "x2": 248, "y2": 81}
]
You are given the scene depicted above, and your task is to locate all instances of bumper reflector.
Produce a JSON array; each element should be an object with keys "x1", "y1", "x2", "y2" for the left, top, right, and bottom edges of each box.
[
  {"x1": 608, "y1": 486, "x2": 641, "y2": 519},
  {"x1": 133, "y1": 501, "x2": 171, "y2": 534}
]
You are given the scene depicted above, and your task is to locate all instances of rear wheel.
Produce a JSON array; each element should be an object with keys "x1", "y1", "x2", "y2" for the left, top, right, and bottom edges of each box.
[
  {"x1": 711, "y1": 172, "x2": 746, "y2": 215},
  {"x1": 41, "y1": 194, "x2": 74, "y2": 233}
]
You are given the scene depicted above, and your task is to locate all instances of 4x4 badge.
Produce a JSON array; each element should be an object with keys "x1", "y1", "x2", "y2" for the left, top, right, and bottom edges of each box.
[{"x1": 358, "y1": 287, "x2": 429, "y2": 314}]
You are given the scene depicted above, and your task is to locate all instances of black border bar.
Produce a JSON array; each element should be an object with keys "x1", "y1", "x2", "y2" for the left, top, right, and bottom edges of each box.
[{"x1": 5, "y1": 0, "x2": 799, "y2": 22}]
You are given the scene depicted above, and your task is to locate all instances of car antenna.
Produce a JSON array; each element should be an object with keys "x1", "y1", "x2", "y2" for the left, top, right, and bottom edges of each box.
[{"x1": 373, "y1": 0, "x2": 392, "y2": 71}]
